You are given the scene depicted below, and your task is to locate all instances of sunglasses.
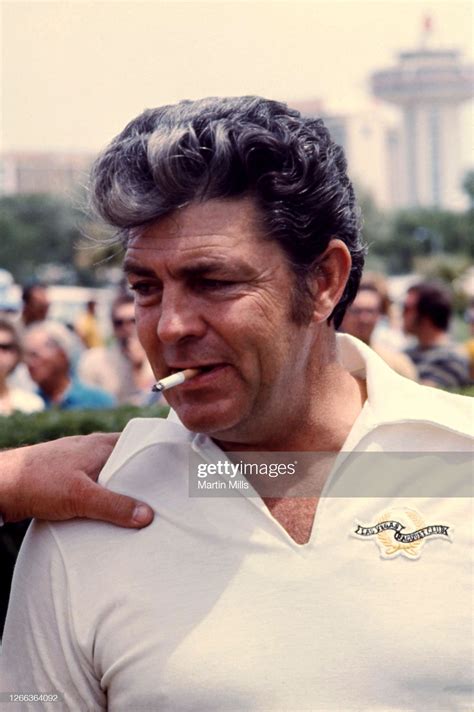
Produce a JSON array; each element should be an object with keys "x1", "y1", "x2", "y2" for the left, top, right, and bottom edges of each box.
[
  {"x1": 113, "y1": 317, "x2": 136, "y2": 328},
  {"x1": 0, "y1": 342, "x2": 17, "y2": 352}
]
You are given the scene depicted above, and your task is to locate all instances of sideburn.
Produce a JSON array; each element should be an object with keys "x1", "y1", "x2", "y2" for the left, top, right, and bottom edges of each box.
[{"x1": 289, "y1": 271, "x2": 316, "y2": 326}]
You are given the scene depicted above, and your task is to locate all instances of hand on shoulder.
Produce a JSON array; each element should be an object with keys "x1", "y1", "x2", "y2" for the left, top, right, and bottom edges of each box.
[{"x1": 0, "y1": 433, "x2": 154, "y2": 528}]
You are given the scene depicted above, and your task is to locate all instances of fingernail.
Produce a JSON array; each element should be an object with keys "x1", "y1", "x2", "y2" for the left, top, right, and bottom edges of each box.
[{"x1": 133, "y1": 504, "x2": 153, "y2": 524}]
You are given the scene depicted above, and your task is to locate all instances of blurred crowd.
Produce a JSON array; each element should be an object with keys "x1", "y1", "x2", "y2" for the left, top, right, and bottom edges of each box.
[
  {"x1": 0, "y1": 275, "x2": 472, "y2": 417},
  {"x1": 340, "y1": 274, "x2": 473, "y2": 389},
  {"x1": 0, "y1": 283, "x2": 161, "y2": 416}
]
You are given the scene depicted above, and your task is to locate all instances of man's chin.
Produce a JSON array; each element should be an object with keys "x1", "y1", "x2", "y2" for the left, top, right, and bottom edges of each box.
[{"x1": 170, "y1": 402, "x2": 242, "y2": 438}]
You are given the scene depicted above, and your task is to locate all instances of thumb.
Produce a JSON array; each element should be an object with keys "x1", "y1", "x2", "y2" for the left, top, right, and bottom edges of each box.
[{"x1": 76, "y1": 479, "x2": 154, "y2": 529}]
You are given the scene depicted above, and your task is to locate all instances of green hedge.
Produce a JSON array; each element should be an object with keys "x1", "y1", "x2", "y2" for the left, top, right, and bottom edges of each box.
[{"x1": 0, "y1": 404, "x2": 170, "y2": 450}]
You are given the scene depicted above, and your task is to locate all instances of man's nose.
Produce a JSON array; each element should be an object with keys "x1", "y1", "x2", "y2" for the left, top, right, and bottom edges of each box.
[{"x1": 156, "y1": 287, "x2": 205, "y2": 345}]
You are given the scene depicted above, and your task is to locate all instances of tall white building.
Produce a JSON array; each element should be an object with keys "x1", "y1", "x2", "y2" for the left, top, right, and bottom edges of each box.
[
  {"x1": 321, "y1": 109, "x2": 404, "y2": 209},
  {"x1": 371, "y1": 19, "x2": 473, "y2": 210},
  {"x1": 291, "y1": 99, "x2": 403, "y2": 210}
]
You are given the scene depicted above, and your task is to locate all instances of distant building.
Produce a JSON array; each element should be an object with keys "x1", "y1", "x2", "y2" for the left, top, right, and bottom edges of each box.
[
  {"x1": 371, "y1": 17, "x2": 474, "y2": 210},
  {"x1": 291, "y1": 99, "x2": 403, "y2": 209},
  {"x1": 0, "y1": 152, "x2": 95, "y2": 196},
  {"x1": 323, "y1": 109, "x2": 404, "y2": 209}
]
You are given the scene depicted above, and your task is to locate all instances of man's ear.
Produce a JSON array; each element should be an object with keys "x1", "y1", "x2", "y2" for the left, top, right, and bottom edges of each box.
[{"x1": 311, "y1": 239, "x2": 352, "y2": 323}]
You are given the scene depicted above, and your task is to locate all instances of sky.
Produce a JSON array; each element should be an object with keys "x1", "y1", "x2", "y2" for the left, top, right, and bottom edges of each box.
[{"x1": 1, "y1": 0, "x2": 473, "y2": 154}]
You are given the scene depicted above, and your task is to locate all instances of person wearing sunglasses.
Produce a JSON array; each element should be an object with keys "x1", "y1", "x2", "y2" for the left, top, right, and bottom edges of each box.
[
  {"x1": 0, "y1": 319, "x2": 44, "y2": 416},
  {"x1": 340, "y1": 283, "x2": 416, "y2": 379},
  {"x1": 78, "y1": 292, "x2": 155, "y2": 404}
]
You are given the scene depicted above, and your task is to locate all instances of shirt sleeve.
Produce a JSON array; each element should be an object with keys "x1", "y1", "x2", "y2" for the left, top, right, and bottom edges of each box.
[{"x1": 0, "y1": 521, "x2": 106, "y2": 711}]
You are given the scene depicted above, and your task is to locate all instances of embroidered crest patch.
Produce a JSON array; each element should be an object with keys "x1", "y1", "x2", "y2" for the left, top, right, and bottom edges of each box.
[{"x1": 353, "y1": 506, "x2": 452, "y2": 560}]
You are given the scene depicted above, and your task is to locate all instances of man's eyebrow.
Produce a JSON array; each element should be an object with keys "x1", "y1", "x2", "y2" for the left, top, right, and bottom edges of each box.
[
  {"x1": 123, "y1": 257, "x2": 252, "y2": 278},
  {"x1": 178, "y1": 259, "x2": 249, "y2": 278},
  {"x1": 122, "y1": 261, "x2": 156, "y2": 277}
]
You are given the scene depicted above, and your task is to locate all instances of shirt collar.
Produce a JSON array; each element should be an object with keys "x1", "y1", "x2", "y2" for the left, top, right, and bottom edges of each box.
[
  {"x1": 336, "y1": 333, "x2": 472, "y2": 437},
  {"x1": 168, "y1": 334, "x2": 472, "y2": 440}
]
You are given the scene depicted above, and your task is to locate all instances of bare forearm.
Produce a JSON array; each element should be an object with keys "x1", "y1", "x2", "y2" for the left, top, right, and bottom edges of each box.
[{"x1": 0, "y1": 447, "x2": 25, "y2": 521}]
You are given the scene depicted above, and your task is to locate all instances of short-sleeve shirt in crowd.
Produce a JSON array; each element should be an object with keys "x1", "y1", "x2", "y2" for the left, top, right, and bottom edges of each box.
[{"x1": 37, "y1": 378, "x2": 116, "y2": 410}]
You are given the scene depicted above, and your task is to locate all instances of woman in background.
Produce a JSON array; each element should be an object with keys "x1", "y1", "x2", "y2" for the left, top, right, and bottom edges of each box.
[{"x1": 0, "y1": 319, "x2": 44, "y2": 415}]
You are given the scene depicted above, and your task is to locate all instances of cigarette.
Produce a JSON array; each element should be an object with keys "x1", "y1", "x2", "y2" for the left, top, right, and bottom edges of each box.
[{"x1": 152, "y1": 368, "x2": 200, "y2": 392}]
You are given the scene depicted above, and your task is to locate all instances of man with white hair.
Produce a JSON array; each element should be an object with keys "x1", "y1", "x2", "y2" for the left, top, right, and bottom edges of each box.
[{"x1": 23, "y1": 321, "x2": 116, "y2": 409}]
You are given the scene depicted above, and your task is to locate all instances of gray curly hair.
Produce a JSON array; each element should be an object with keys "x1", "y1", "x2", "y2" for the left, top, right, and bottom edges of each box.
[{"x1": 89, "y1": 96, "x2": 366, "y2": 328}]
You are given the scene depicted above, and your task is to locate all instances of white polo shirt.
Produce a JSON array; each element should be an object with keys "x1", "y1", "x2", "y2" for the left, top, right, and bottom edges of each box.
[{"x1": 1, "y1": 335, "x2": 472, "y2": 711}]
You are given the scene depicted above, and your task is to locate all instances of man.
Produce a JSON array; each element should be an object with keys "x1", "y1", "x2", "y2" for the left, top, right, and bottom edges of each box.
[
  {"x1": 7, "y1": 283, "x2": 51, "y2": 393},
  {"x1": 1, "y1": 97, "x2": 472, "y2": 710},
  {"x1": 79, "y1": 293, "x2": 155, "y2": 404},
  {"x1": 24, "y1": 320, "x2": 116, "y2": 409},
  {"x1": 341, "y1": 282, "x2": 416, "y2": 379},
  {"x1": 403, "y1": 281, "x2": 470, "y2": 388},
  {"x1": 21, "y1": 282, "x2": 50, "y2": 329}
]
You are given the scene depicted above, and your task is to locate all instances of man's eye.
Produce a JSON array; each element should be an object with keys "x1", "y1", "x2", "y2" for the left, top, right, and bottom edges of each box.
[
  {"x1": 129, "y1": 282, "x2": 159, "y2": 296},
  {"x1": 199, "y1": 279, "x2": 235, "y2": 290}
]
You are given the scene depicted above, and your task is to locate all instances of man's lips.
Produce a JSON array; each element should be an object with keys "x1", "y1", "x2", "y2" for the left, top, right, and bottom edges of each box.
[
  {"x1": 165, "y1": 363, "x2": 230, "y2": 389},
  {"x1": 167, "y1": 363, "x2": 224, "y2": 376}
]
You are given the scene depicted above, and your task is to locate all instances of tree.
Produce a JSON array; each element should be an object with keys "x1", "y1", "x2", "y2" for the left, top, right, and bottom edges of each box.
[
  {"x1": 0, "y1": 194, "x2": 117, "y2": 285},
  {"x1": 370, "y1": 207, "x2": 472, "y2": 273}
]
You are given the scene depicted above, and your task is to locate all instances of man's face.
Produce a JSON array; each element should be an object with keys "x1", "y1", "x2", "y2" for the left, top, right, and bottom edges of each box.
[
  {"x1": 27, "y1": 287, "x2": 50, "y2": 322},
  {"x1": 124, "y1": 198, "x2": 318, "y2": 444},
  {"x1": 24, "y1": 331, "x2": 69, "y2": 388},
  {"x1": 402, "y1": 291, "x2": 419, "y2": 335},
  {"x1": 341, "y1": 289, "x2": 381, "y2": 345},
  {"x1": 112, "y1": 302, "x2": 136, "y2": 346}
]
